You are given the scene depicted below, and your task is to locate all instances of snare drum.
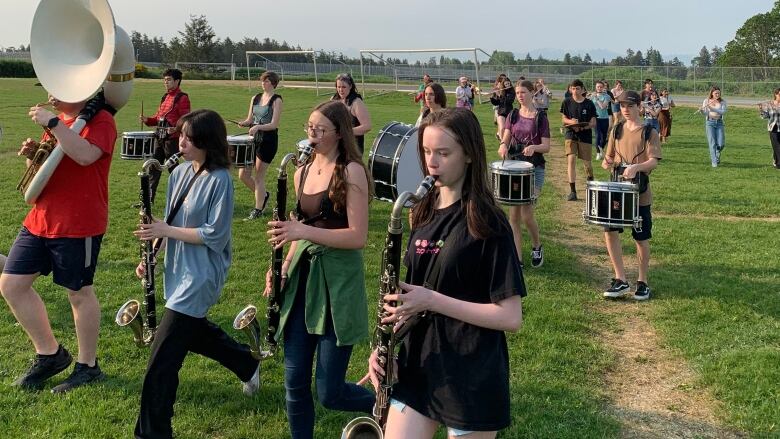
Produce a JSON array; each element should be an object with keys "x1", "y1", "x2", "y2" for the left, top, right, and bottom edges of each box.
[
  {"x1": 121, "y1": 131, "x2": 156, "y2": 160},
  {"x1": 490, "y1": 160, "x2": 535, "y2": 205},
  {"x1": 227, "y1": 135, "x2": 255, "y2": 168},
  {"x1": 583, "y1": 180, "x2": 642, "y2": 229},
  {"x1": 369, "y1": 122, "x2": 424, "y2": 202}
]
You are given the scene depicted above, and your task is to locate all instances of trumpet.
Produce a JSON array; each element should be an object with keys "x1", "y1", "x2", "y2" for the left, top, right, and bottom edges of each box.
[{"x1": 234, "y1": 141, "x2": 314, "y2": 365}]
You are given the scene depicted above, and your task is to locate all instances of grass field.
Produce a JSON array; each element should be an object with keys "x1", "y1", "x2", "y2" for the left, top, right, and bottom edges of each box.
[{"x1": 0, "y1": 77, "x2": 777, "y2": 438}]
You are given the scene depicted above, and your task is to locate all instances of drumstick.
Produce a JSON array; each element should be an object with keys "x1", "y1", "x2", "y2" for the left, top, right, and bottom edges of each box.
[{"x1": 225, "y1": 118, "x2": 245, "y2": 126}]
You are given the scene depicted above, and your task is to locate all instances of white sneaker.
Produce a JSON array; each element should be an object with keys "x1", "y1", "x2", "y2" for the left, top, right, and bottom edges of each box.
[
  {"x1": 242, "y1": 363, "x2": 261, "y2": 396},
  {"x1": 596, "y1": 152, "x2": 603, "y2": 160}
]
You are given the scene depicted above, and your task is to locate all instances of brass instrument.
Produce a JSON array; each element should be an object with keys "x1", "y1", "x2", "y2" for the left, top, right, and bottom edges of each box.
[
  {"x1": 23, "y1": 0, "x2": 135, "y2": 205},
  {"x1": 342, "y1": 176, "x2": 437, "y2": 439},
  {"x1": 17, "y1": 126, "x2": 57, "y2": 194},
  {"x1": 115, "y1": 154, "x2": 182, "y2": 347},
  {"x1": 234, "y1": 141, "x2": 314, "y2": 364}
]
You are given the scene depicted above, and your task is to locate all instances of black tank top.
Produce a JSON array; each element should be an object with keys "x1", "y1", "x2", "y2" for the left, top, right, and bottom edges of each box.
[{"x1": 295, "y1": 163, "x2": 349, "y2": 230}]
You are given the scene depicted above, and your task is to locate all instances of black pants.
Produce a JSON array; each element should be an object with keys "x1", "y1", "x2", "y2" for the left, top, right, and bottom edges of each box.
[
  {"x1": 770, "y1": 129, "x2": 780, "y2": 168},
  {"x1": 134, "y1": 308, "x2": 258, "y2": 439},
  {"x1": 149, "y1": 137, "x2": 179, "y2": 204}
]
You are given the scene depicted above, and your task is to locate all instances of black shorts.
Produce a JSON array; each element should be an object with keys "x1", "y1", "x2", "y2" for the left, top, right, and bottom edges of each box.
[
  {"x1": 605, "y1": 205, "x2": 652, "y2": 241},
  {"x1": 255, "y1": 129, "x2": 279, "y2": 164},
  {"x1": 3, "y1": 227, "x2": 104, "y2": 291}
]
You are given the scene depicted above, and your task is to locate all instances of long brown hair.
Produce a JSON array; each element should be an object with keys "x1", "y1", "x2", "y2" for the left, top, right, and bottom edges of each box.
[
  {"x1": 708, "y1": 85, "x2": 722, "y2": 102},
  {"x1": 310, "y1": 100, "x2": 373, "y2": 213},
  {"x1": 411, "y1": 108, "x2": 505, "y2": 239}
]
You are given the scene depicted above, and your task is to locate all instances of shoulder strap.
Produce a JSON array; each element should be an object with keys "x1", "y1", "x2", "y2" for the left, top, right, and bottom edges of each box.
[{"x1": 152, "y1": 165, "x2": 205, "y2": 255}]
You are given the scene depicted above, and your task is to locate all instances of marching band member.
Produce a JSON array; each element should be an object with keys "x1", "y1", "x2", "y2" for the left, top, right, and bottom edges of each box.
[
  {"x1": 266, "y1": 101, "x2": 374, "y2": 439},
  {"x1": 133, "y1": 109, "x2": 260, "y2": 439},
  {"x1": 500, "y1": 80, "x2": 551, "y2": 268},
  {"x1": 601, "y1": 91, "x2": 662, "y2": 300},
  {"x1": 455, "y1": 76, "x2": 474, "y2": 110},
  {"x1": 332, "y1": 73, "x2": 372, "y2": 156},
  {"x1": 611, "y1": 80, "x2": 625, "y2": 124},
  {"x1": 414, "y1": 73, "x2": 434, "y2": 109},
  {"x1": 415, "y1": 83, "x2": 447, "y2": 127},
  {"x1": 560, "y1": 79, "x2": 597, "y2": 201},
  {"x1": 140, "y1": 68, "x2": 190, "y2": 203},
  {"x1": 532, "y1": 78, "x2": 551, "y2": 112},
  {"x1": 367, "y1": 108, "x2": 525, "y2": 438},
  {"x1": 658, "y1": 88, "x2": 675, "y2": 143},
  {"x1": 642, "y1": 90, "x2": 662, "y2": 134},
  {"x1": 591, "y1": 80, "x2": 612, "y2": 160},
  {"x1": 700, "y1": 86, "x2": 727, "y2": 167},
  {"x1": 758, "y1": 87, "x2": 780, "y2": 169},
  {"x1": 490, "y1": 74, "x2": 515, "y2": 140},
  {"x1": 238, "y1": 71, "x2": 284, "y2": 220},
  {"x1": 1, "y1": 93, "x2": 116, "y2": 393}
]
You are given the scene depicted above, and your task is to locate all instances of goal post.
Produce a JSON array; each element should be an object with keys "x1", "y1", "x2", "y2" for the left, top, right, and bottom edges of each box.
[
  {"x1": 245, "y1": 50, "x2": 319, "y2": 95},
  {"x1": 174, "y1": 62, "x2": 236, "y2": 80},
  {"x1": 358, "y1": 48, "x2": 490, "y2": 102}
]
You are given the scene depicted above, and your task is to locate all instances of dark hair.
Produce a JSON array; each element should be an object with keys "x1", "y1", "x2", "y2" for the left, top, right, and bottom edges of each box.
[
  {"x1": 644, "y1": 78, "x2": 654, "y2": 85},
  {"x1": 332, "y1": 73, "x2": 362, "y2": 105},
  {"x1": 163, "y1": 68, "x2": 183, "y2": 82},
  {"x1": 425, "y1": 83, "x2": 447, "y2": 108},
  {"x1": 615, "y1": 80, "x2": 623, "y2": 86},
  {"x1": 260, "y1": 71, "x2": 280, "y2": 88},
  {"x1": 570, "y1": 79, "x2": 584, "y2": 89},
  {"x1": 310, "y1": 101, "x2": 373, "y2": 212},
  {"x1": 517, "y1": 80, "x2": 535, "y2": 93},
  {"x1": 774, "y1": 87, "x2": 780, "y2": 96},
  {"x1": 708, "y1": 85, "x2": 722, "y2": 101},
  {"x1": 176, "y1": 109, "x2": 230, "y2": 170},
  {"x1": 412, "y1": 108, "x2": 505, "y2": 240}
]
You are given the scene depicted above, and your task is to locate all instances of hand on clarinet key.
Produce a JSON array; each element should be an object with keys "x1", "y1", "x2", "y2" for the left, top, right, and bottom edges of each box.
[
  {"x1": 134, "y1": 218, "x2": 168, "y2": 241},
  {"x1": 135, "y1": 261, "x2": 146, "y2": 279},
  {"x1": 267, "y1": 212, "x2": 305, "y2": 249},
  {"x1": 385, "y1": 281, "x2": 435, "y2": 318}
]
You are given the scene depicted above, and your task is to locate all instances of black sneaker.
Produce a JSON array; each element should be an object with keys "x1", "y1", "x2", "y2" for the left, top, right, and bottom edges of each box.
[
  {"x1": 531, "y1": 246, "x2": 544, "y2": 268},
  {"x1": 244, "y1": 208, "x2": 263, "y2": 221},
  {"x1": 603, "y1": 278, "x2": 630, "y2": 298},
  {"x1": 632, "y1": 281, "x2": 651, "y2": 301},
  {"x1": 567, "y1": 192, "x2": 578, "y2": 201},
  {"x1": 12, "y1": 345, "x2": 72, "y2": 390},
  {"x1": 51, "y1": 361, "x2": 105, "y2": 394}
]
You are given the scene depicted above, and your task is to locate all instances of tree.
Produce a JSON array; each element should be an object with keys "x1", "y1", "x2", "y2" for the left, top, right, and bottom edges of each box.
[
  {"x1": 692, "y1": 45, "x2": 712, "y2": 67},
  {"x1": 487, "y1": 50, "x2": 515, "y2": 66},
  {"x1": 563, "y1": 52, "x2": 572, "y2": 64},
  {"x1": 720, "y1": 7, "x2": 780, "y2": 68},
  {"x1": 170, "y1": 15, "x2": 219, "y2": 62},
  {"x1": 583, "y1": 53, "x2": 592, "y2": 65}
]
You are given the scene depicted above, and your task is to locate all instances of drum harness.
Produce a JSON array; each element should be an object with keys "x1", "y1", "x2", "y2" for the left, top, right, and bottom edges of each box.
[{"x1": 610, "y1": 121, "x2": 651, "y2": 193}]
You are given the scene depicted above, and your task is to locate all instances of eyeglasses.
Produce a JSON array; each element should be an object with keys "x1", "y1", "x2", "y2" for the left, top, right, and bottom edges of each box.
[{"x1": 303, "y1": 124, "x2": 336, "y2": 137}]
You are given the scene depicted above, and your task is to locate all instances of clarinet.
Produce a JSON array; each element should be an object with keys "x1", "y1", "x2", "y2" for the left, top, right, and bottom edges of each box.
[
  {"x1": 342, "y1": 175, "x2": 437, "y2": 439},
  {"x1": 234, "y1": 141, "x2": 314, "y2": 360},
  {"x1": 115, "y1": 154, "x2": 182, "y2": 347}
]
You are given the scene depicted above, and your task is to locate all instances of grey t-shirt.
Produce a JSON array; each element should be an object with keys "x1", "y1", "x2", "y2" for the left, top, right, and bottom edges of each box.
[{"x1": 162, "y1": 162, "x2": 233, "y2": 318}]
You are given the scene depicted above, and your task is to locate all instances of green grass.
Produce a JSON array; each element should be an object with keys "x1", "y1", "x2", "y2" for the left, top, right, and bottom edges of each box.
[{"x1": 0, "y1": 78, "x2": 777, "y2": 437}]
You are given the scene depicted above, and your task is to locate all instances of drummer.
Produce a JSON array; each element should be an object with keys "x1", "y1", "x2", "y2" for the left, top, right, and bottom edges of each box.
[
  {"x1": 600, "y1": 91, "x2": 661, "y2": 300},
  {"x1": 499, "y1": 80, "x2": 550, "y2": 268},
  {"x1": 238, "y1": 71, "x2": 283, "y2": 220}
]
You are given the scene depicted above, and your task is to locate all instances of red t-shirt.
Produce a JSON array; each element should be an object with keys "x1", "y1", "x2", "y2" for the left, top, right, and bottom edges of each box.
[
  {"x1": 23, "y1": 109, "x2": 117, "y2": 238},
  {"x1": 145, "y1": 87, "x2": 190, "y2": 138}
]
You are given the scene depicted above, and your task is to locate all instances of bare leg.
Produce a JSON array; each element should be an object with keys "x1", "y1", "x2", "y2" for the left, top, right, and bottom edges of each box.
[
  {"x1": 0, "y1": 273, "x2": 58, "y2": 355},
  {"x1": 254, "y1": 160, "x2": 271, "y2": 210},
  {"x1": 604, "y1": 231, "x2": 626, "y2": 281},
  {"x1": 496, "y1": 115, "x2": 506, "y2": 138},
  {"x1": 384, "y1": 403, "x2": 439, "y2": 439},
  {"x1": 238, "y1": 167, "x2": 254, "y2": 192},
  {"x1": 567, "y1": 154, "x2": 577, "y2": 184},
  {"x1": 508, "y1": 206, "x2": 523, "y2": 264},
  {"x1": 68, "y1": 285, "x2": 100, "y2": 366},
  {"x1": 520, "y1": 204, "x2": 541, "y2": 248},
  {"x1": 583, "y1": 159, "x2": 594, "y2": 180},
  {"x1": 636, "y1": 239, "x2": 650, "y2": 284}
]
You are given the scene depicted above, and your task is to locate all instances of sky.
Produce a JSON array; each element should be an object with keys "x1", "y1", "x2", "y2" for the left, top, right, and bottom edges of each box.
[{"x1": 2, "y1": 0, "x2": 774, "y2": 62}]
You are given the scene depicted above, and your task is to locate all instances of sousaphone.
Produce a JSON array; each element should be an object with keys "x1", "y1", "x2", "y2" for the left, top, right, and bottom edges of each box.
[{"x1": 24, "y1": 0, "x2": 134, "y2": 204}]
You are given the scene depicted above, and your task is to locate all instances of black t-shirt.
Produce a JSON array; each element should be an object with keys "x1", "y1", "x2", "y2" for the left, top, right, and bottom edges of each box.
[
  {"x1": 392, "y1": 201, "x2": 526, "y2": 431},
  {"x1": 560, "y1": 97, "x2": 597, "y2": 143}
]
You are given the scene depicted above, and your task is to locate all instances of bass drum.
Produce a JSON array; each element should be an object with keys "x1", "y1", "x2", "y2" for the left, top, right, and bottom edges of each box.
[{"x1": 369, "y1": 121, "x2": 424, "y2": 202}]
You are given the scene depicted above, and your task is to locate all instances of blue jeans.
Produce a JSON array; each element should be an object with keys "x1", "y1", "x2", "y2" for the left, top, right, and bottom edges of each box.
[
  {"x1": 644, "y1": 118, "x2": 660, "y2": 133},
  {"x1": 705, "y1": 119, "x2": 725, "y2": 165},
  {"x1": 283, "y1": 282, "x2": 374, "y2": 439}
]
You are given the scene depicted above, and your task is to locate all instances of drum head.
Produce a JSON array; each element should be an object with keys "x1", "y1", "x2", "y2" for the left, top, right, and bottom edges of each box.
[
  {"x1": 228, "y1": 134, "x2": 253, "y2": 145},
  {"x1": 123, "y1": 131, "x2": 155, "y2": 138},
  {"x1": 369, "y1": 122, "x2": 424, "y2": 202},
  {"x1": 490, "y1": 160, "x2": 534, "y2": 172}
]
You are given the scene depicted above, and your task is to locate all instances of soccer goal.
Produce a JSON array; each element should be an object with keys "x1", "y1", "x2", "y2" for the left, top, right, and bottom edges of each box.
[
  {"x1": 358, "y1": 48, "x2": 491, "y2": 102},
  {"x1": 245, "y1": 50, "x2": 320, "y2": 95},
  {"x1": 174, "y1": 62, "x2": 236, "y2": 80}
]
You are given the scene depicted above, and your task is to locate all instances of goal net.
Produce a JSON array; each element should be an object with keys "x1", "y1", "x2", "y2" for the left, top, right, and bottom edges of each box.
[
  {"x1": 174, "y1": 62, "x2": 236, "y2": 80},
  {"x1": 245, "y1": 50, "x2": 320, "y2": 95}
]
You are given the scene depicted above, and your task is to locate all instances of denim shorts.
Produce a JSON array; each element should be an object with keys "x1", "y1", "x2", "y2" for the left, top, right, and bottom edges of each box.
[
  {"x1": 3, "y1": 227, "x2": 103, "y2": 291},
  {"x1": 605, "y1": 205, "x2": 652, "y2": 241},
  {"x1": 390, "y1": 398, "x2": 474, "y2": 436},
  {"x1": 534, "y1": 166, "x2": 545, "y2": 194}
]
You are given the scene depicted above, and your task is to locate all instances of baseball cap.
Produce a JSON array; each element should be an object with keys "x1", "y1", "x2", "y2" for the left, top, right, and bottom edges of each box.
[{"x1": 618, "y1": 90, "x2": 641, "y2": 105}]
